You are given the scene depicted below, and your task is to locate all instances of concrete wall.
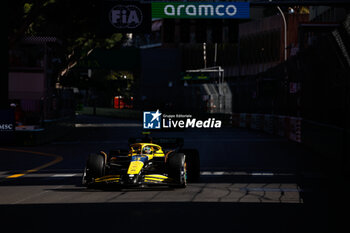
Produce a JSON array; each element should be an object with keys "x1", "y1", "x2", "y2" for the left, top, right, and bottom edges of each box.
[{"x1": 233, "y1": 112, "x2": 349, "y2": 175}]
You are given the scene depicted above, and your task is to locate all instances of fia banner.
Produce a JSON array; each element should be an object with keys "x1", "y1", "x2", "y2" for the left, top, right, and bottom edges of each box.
[{"x1": 101, "y1": 1, "x2": 151, "y2": 34}]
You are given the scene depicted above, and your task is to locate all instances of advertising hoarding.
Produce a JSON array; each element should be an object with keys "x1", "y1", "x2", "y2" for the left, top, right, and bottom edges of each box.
[{"x1": 152, "y1": 2, "x2": 250, "y2": 19}]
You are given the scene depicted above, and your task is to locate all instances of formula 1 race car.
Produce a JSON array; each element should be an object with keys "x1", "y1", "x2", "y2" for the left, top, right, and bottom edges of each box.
[{"x1": 82, "y1": 136, "x2": 200, "y2": 188}]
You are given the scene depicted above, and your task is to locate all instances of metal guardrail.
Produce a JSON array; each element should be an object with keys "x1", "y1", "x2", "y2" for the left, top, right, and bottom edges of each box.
[{"x1": 232, "y1": 113, "x2": 301, "y2": 143}]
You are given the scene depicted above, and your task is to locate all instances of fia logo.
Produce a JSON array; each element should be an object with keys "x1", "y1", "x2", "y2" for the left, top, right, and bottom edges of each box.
[
  {"x1": 109, "y1": 5, "x2": 143, "y2": 29},
  {"x1": 143, "y1": 110, "x2": 161, "y2": 129}
]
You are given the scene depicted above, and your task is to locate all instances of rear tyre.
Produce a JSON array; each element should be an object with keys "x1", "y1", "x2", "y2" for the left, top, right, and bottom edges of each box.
[
  {"x1": 180, "y1": 149, "x2": 200, "y2": 182},
  {"x1": 167, "y1": 153, "x2": 187, "y2": 188}
]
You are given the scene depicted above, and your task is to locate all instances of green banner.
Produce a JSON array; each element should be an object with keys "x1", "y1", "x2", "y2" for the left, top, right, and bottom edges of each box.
[
  {"x1": 182, "y1": 74, "x2": 209, "y2": 80},
  {"x1": 152, "y1": 2, "x2": 250, "y2": 19}
]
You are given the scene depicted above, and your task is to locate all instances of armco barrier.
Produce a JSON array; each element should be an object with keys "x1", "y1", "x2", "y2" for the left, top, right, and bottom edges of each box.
[
  {"x1": 274, "y1": 115, "x2": 292, "y2": 138},
  {"x1": 239, "y1": 113, "x2": 246, "y2": 127},
  {"x1": 250, "y1": 114, "x2": 263, "y2": 130},
  {"x1": 263, "y1": 114, "x2": 274, "y2": 134},
  {"x1": 232, "y1": 113, "x2": 240, "y2": 127},
  {"x1": 246, "y1": 114, "x2": 251, "y2": 128},
  {"x1": 289, "y1": 117, "x2": 302, "y2": 143},
  {"x1": 238, "y1": 113, "x2": 252, "y2": 128},
  {"x1": 233, "y1": 113, "x2": 302, "y2": 143}
]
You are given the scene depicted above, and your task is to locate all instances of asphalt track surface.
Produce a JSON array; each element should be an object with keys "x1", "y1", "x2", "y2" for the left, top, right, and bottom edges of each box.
[{"x1": 0, "y1": 115, "x2": 334, "y2": 233}]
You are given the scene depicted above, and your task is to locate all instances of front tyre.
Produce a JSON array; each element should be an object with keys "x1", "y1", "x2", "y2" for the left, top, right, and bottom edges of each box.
[
  {"x1": 167, "y1": 153, "x2": 187, "y2": 188},
  {"x1": 82, "y1": 166, "x2": 88, "y2": 186},
  {"x1": 82, "y1": 153, "x2": 106, "y2": 186}
]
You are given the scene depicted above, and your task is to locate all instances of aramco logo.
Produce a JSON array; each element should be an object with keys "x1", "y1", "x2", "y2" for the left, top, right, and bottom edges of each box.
[{"x1": 151, "y1": 2, "x2": 250, "y2": 19}]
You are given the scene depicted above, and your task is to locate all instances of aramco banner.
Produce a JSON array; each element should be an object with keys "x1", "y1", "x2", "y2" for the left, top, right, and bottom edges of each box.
[{"x1": 152, "y1": 2, "x2": 250, "y2": 19}]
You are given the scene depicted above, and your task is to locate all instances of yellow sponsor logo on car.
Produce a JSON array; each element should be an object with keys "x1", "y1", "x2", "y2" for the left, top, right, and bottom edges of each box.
[{"x1": 127, "y1": 161, "x2": 144, "y2": 174}]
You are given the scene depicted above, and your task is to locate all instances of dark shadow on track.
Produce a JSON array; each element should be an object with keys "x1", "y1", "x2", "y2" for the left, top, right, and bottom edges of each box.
[{"x1": 1, "y1": 202, "x2": 328, "y2": 233}]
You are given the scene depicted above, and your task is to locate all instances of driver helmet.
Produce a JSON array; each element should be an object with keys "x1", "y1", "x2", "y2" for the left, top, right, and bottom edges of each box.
[{"x1": 143, "y1": 146, "x2": 152, "y2": 154}]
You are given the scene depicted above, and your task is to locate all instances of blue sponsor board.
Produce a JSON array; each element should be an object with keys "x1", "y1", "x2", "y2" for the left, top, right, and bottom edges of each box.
[{"x1": 0, "y1": 109, "x2": 15, "y2": 144}]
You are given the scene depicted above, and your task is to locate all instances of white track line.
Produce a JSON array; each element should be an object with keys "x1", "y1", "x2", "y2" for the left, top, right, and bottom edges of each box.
[
  {"x1": 50, "y1": 174, "x2": 78, "y2": 178},
  {"x1": 200, "y1": 171, "x2": 295, "y2": 176}
]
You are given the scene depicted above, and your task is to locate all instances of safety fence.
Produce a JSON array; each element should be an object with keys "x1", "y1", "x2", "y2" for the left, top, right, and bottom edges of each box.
[{"x1": 232, "y1": 113, "x2": 302, "y2": 143}]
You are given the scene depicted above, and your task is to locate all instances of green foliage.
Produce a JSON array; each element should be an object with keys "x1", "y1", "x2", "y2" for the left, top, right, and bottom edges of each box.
[
  {"x1": 9, "y1": 0, "x2": 134, "y2": 107},
  {"x1": 9, "y1": 0, "x2": 126, "y2": 77},
  {"x1": 23, "y1": 3, "x2": 33, "y2": 14}
]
